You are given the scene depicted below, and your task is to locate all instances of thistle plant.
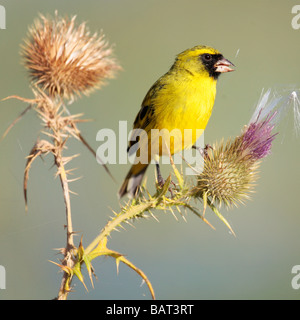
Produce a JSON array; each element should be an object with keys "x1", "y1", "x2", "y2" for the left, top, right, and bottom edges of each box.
[
  {"x1": 2, "y1": 12, "x2": 300, "y2": 300},
  {"x1": 2, "y1": 12, "x2": 123, "y2": 300}
]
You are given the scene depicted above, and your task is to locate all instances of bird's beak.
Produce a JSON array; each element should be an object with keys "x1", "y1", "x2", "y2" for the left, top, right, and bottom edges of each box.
[{"x1": 214, "y1": 58, "x2": 235, "y2": 73}]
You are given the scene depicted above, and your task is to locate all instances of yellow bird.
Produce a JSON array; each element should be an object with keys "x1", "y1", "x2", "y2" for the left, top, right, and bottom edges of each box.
[{"x1": 118, "y1": 45, "x2": 234, "y2": 198}]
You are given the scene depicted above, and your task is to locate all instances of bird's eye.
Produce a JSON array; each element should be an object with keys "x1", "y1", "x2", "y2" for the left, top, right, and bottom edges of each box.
[{"x1": 203, "y1": 54, "x2": 212, "y2": 61}]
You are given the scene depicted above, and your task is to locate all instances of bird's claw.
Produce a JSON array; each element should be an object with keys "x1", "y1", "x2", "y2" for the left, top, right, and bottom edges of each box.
[
  {"x1": 193, "y1": 144, "x2": 213, "y2": 158},
  {"x1": 156, "y1": 176, "x2": 176, "y2": 198}
]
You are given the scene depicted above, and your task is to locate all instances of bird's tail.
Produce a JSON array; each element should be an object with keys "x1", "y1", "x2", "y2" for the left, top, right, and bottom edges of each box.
[{"x1": 118, "y1": 163, "x2": 149, "y2": 199}]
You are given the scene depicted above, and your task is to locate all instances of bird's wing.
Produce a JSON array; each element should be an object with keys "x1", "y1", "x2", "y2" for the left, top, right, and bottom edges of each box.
[
  {"x1": 127, "y1": 79, "x2": 166, "y2": 154},
  {"x1": 127, "y1": 104, "x2": 155, "y2": 155}
]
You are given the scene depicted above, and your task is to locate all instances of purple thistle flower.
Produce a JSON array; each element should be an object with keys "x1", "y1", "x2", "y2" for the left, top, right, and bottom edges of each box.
[{"x1": 242, "y1": 110, "x2": 278, "y2": 160}]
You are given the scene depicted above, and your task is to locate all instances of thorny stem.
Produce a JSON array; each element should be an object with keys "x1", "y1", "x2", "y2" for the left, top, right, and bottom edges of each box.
[
  {"x1": 57, "y1": 155, "x2": 74, "y2": 249},
  {"x1": 84, "y1": 178, "x2": 211, "y2": 256},
  {"x1": 85, "y1": 201, "x2": 154, "y2": 255},
  {"x1": 54, "y1": 134, "x2": 77, "y2": 299},
  {"x1": 41, "y1": 101, "x2": 77, "y2": 300},
  {"x1": 55, "y1": 149, "x2": 77, "y2": 300}
]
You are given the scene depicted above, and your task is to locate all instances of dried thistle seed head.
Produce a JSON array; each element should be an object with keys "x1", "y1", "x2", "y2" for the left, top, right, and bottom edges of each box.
[{"x1": 21, "y1": 12, "x2": 121, "y2": 100}]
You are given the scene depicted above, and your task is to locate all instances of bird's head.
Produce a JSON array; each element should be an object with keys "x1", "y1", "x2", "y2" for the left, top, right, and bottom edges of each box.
[{"x1": 173, "y1": 45, "x2": 235, "y2": 79}]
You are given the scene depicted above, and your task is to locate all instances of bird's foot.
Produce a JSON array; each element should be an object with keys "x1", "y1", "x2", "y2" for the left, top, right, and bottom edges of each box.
[
  {"x1": 156, "y1": 174, "x2": 176, "y2": 198},
  {"x1": 192, "y1": 144, "x2": 213, "y2": 158}
]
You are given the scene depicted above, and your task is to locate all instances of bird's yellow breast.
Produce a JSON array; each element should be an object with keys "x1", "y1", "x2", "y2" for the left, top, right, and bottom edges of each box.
[{"x1": 152, "y1": 71, "x2": 217, "y2": 153}]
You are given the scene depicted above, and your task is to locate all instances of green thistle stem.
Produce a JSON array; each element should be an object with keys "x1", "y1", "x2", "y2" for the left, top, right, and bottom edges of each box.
[
  {"x1": 85, "y1": 200, "x2": 154, "y2": 255},
  {"x1": 85, "y1": 173, "x2": 219, "y2": 256}
]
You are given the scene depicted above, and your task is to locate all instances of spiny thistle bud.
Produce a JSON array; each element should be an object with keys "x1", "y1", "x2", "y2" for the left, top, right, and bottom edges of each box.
[
  {"x1": 196, "y1": 91, "x2": 281, "y2": 208},
  {"x1": 21, "y1": 12, "x2": 121, "y2": 100},
  {"x1": 195, "y1": 138, "x2": 261, "y2": 208}
]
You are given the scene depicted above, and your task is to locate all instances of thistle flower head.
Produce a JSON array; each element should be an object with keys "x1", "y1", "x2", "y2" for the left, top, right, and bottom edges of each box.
[
  {"x1": 195, "y1": 91, "x2": 281, "y2": 208},
  {"x1": 195, "y1": 138, "x2": 260, "y2": 208},
  {"x1": 195, "y1": 87, "x2": 300, "y2": 209},
  {"x1": 21, "y1": 12, "x2": 121, "y2": 100}
]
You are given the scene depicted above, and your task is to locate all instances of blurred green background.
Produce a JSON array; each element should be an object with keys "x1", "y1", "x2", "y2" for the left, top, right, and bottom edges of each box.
[{"x1": 0, "y1": 0, "x2": 299, "y2": 300}]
